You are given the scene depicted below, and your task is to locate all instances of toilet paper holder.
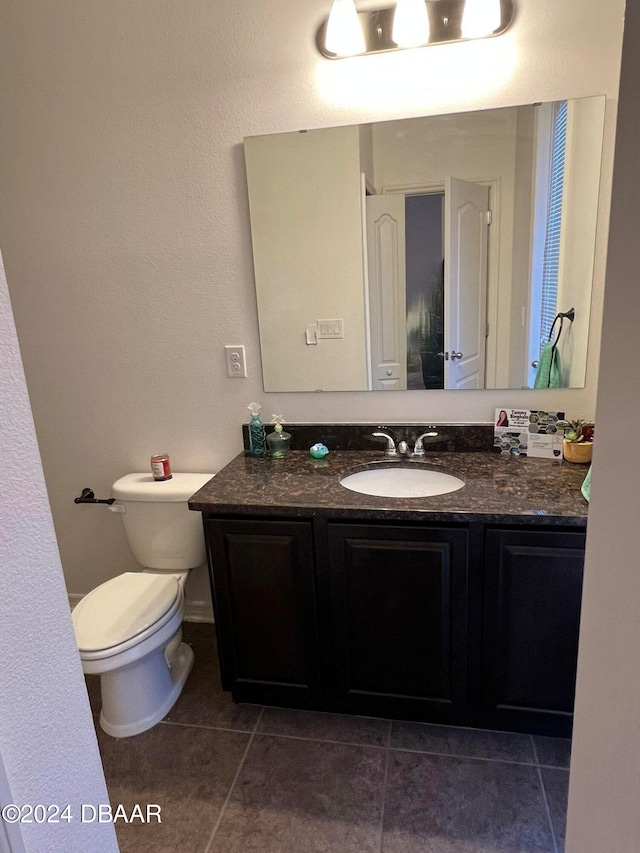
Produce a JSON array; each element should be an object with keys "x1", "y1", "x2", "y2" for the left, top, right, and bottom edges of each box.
[{"x1": 74, "y1": 487, "x2": 115, "y2": 506}]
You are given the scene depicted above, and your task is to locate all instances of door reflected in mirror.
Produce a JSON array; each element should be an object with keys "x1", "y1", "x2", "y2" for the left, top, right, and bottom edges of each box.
[{"x1": 244, "y1": 96, "x2": 606, "y2": 391}]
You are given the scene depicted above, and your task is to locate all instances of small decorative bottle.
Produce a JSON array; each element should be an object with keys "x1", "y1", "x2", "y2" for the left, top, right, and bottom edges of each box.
[
  {"x1": 247, "y1": 403, "x2": 266, "y2": 457},
  {"x1": 267, "y1": 415, "x2": 291, "y2": 458}
]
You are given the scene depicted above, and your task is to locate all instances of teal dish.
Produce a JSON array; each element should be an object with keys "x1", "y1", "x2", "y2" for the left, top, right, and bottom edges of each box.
[{"x1": 309, "y1": 443, "x2": 329, "y2": 459}]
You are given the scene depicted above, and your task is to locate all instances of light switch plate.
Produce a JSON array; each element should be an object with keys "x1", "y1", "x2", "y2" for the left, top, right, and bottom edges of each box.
[{"x1": 316, "y1": 319, "x2": 344, "y2": 339}]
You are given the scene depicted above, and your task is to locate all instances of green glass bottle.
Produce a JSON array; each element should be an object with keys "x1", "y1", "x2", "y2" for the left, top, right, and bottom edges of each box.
[{"x1": 267, "y1": 415, "x2": 291, "y2": 458}]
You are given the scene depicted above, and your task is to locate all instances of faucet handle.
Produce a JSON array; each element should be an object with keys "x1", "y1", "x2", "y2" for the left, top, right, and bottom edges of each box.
[
  {"x1": 413, "y1": 431, "x2": 439, "y2": 456},
  {"x1": 372, "y1": 431, "x2": 398, "y2": 456}
]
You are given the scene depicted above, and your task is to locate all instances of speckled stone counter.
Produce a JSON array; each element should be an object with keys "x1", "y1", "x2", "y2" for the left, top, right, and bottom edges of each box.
[{"x1": 189, "y1": 450, "x2": 588, "y2": 526}]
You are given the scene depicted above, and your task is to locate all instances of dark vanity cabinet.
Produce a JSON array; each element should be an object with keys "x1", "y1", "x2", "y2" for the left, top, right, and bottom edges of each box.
[
  {"x1": 203, "y1": 516, "x2": 585, "y2": 737},
  {"x1": 204, "y1": 518, "x2": 319, "y2": 708},
  {"x1": 482, "y1": 528, "x2": 585, "y2": 736},
  {"x1": 324, "y1": 523, "x2": 470, "y2": 723}
]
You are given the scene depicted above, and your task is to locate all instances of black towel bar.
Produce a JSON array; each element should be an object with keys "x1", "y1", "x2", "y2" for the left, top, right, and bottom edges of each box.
[{"x1": 74, "y1": 487, "x2": 115, "y2": 506}]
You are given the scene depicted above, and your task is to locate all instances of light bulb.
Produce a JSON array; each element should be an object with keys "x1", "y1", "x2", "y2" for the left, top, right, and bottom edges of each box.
[
  {"x1": 325, "y1": 0, "x2": 366, "y2": 57},
  {"x1": 461, "y1": 0, "x2": 502, "y2": 39},
  {"x1": 392, "y1": 0, "x2": 430, "y2": 48}
]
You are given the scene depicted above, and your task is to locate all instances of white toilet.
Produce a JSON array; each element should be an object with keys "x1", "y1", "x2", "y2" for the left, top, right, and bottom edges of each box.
[{"x1": 72, "y1": 472, "x2": 212, "y2": 738}]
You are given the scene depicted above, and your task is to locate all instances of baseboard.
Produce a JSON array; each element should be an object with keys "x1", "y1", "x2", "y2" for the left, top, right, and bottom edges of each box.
[
  {"x1": 183, "y1": 600, "x2": 214, "y2": 623},
  {"x1": 68, "y1": 593, "x2": 214, "y2": 624}
]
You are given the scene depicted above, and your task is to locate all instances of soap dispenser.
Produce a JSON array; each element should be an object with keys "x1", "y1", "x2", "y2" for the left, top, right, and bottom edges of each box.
[
  {"x1": 247, "y1": 403, "x2": 266, "y2": 457},
  {"x1": 267, "y1": 415, "x2": 291, "y2": 458}
]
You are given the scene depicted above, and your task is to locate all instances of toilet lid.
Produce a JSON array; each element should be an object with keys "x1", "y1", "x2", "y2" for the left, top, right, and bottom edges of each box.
[{"x1": 73, "y1": 573, "x2": 181, "y2": 652}]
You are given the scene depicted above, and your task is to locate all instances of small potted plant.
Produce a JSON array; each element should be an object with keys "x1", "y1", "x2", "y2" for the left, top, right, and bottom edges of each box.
[{"x1": 560, "y1": 418, "x2": 594, "y2": 464}]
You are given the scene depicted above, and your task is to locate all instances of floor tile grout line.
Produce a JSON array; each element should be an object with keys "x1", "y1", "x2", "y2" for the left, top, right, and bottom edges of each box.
[
  {"x1": 390, "y1": 746, "x2": 539, "y2": 766},
  {"x1": 252, "y1": 705, "x2": 266, "y2": 734},
  {"x1": 169, "y1": 688, "x2": 569, "y2": 748},
  {"x1": 158, "y1": 711, "x2": 568, "y2": 770},
  {"x1": 531, "y1": 734, "x2": 540, "y2": 765},
  {"x1": 158, "y1": 712, "x2": 570, "y2": 771},
  {"x1": 536, "y1": 763, "x2": 560, "y2": 853},
  {"x1": 390, "y1": 718, "x2": 554, "y2": 739},
  {"x1": 529, "y1": 735, "x2": 558, "y2": 853},
  {"x1": 204, "y1": 708, "x2": 264, "y2": 853},
  {"x1": 159, "y1": 719, "x2": 260, "y2": 736},
  {"x1": 531, "y1": 737, "x2": 560, "y2": 853},
  {"x1": 203, "y1": 723, "x2": 550, "y2": 768},
  {"x1": 251, "y1": 730, "x2": 388, "y2": 752},
  {"x1": 378, "y1": 730, "x2": 392, "y2": 853}
]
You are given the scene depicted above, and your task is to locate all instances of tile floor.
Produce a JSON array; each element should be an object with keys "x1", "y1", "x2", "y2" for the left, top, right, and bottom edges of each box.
[{"x1": 86, "y1": 622, "x2": 570, "y2": 853}]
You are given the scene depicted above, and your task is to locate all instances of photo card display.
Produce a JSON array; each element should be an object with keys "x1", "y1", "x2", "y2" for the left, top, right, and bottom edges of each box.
[{"x1": 494, "y1": 409, "x2": 565, "y2": 458}]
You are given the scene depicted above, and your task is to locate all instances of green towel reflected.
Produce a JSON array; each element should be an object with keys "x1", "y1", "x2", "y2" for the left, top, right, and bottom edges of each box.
[{"x1": 534, "y1": 341, "x2": 562, "y2": 388}]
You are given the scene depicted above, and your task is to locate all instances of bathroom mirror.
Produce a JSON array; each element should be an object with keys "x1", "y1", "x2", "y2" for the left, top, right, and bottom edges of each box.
[{"x1": 244, "y1": 96, "x2": 606, "y2": 391}]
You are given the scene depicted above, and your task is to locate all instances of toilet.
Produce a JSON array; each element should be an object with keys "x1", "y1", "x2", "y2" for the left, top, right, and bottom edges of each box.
[{"x1": 72, "y1": 472, "x2": 213, "y2": 738}]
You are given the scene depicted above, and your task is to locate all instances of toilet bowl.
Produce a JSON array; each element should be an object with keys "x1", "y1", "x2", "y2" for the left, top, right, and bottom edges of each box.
[{"x1": 72, "y1": 472, "x2": 213, "y2": 738}]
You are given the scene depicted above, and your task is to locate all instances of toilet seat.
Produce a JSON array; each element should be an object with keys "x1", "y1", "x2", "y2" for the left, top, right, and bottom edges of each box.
[{"x1": 73, "y1": 572, "x2": 182, "y2": 659}]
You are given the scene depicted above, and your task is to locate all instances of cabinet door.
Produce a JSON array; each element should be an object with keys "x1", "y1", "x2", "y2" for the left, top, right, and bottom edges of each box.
[
  {"x1": 483, "y1": 528, "x2": 585, "y2": 736},
  {"x1": 205, "y1": 518, "x2": 318, "y2": 707},
  {"x1": 325, "y1": 523, "x2": 468, "y2": 722}
]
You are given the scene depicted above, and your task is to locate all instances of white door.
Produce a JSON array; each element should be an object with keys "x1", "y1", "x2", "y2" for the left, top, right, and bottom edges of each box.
[
  {"x1": 366, "y1": 195, "x2": 407, "y2": 390},
  {"x1": 444, "y1": 177, "x2": 490, "y2": 390}
]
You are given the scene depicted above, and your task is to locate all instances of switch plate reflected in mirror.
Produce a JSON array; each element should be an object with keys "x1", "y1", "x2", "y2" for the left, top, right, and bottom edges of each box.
[{"x1": 243, "y1": 96, "x2": 606, "y2": 392}]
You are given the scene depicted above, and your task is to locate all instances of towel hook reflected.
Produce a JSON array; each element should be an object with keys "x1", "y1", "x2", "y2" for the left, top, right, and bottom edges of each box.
[{"x1": 548, "y1": 307, "x2": 575, "y2": 346}]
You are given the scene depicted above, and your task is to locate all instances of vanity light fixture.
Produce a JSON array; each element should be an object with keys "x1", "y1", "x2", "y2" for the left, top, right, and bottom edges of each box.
[
  {"x1": 318, "y1": 0, "x2": 514, "y2": 58},
  {"x1": 392, "y1": 0, "x2": 430, "y2": 48},
  {"x1": 325, "y1": 0, "x2": 366, "y2": 57},
  {"x1": 461, "y1": 0, "x2": 502, "y2": 37}
]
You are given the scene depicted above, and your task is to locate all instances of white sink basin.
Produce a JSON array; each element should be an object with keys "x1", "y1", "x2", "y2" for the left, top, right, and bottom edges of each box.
[{"x1": 340, "y1": 466, "x2": 465, "y2": 498}]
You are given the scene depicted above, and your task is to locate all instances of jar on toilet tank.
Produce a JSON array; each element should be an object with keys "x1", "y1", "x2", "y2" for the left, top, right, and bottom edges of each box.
[{"x1": 151, "y1": 453, "x2": 172, "y2": 481}]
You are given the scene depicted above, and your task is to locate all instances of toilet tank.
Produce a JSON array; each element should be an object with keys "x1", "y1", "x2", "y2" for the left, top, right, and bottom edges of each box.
[{"x1": 111, "y1": 473, "x2": 213, "y2": 570}]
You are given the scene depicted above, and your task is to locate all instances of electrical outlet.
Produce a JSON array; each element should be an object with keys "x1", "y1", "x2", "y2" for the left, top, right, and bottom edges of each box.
[{"x1": 224, "y1": 345, "x2": 247, "y2": 378}]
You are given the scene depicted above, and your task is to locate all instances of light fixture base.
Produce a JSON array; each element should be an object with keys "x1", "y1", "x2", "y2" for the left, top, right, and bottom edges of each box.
[{"x1": 317, "y1": 0, "x2": 514, "y2": 59}]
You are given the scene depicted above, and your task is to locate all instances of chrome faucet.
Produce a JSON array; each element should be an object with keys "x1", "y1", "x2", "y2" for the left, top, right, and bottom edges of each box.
[
  {"x1": 372, "y1": 431, "x2": 398, "y2": 456},
  {"x1": 412, "y1": 431, "x2": 439, "y2": 457},
  {"x1": 372, "y1": 430, "x2": 439, "y2": 458}
]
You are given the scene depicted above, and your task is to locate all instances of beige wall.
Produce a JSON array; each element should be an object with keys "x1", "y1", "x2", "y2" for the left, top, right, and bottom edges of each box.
[
  {"x1": 0, "y1": 1, "x2": 624, "y2": 612},
  {"x1": 0, "y1": 252, "x2": 117, "y2": 852},
  {"x1": 557, "y1": 97, "x2": 607, "y2": 387},
  {"x1": 245, "y1": 125, "x2": 368, "y2": 391},
  {"x1": 566, "y1": 2, "x2": 640, "y2": 848},
  {"x1": 508, "y1": 105, "x2": 536, "y2": 386}
]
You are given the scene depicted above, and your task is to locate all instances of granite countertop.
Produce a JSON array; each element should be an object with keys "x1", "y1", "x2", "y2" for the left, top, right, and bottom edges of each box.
[{"x1": 188, "y1": 450, "x2": 589, "y2": 526}]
